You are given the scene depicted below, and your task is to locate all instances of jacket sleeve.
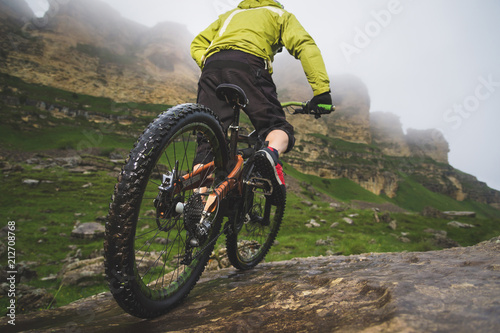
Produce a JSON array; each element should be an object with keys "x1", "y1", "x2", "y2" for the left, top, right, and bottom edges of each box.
[
  {"x1": 191, "y1": 19, "x2": 220, "y2": 69},
  {"x1": 281, "y1": 14, "x2": 331, "y2": 96}
]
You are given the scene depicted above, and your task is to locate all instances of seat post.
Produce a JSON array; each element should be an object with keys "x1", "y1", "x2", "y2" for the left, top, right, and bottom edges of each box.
[
  {"x1": 215, "y1": 84, "x2": 248, "y2": 161},
  {"x1": 228, "y1": 104, "x2": 241, "y2": 160}
]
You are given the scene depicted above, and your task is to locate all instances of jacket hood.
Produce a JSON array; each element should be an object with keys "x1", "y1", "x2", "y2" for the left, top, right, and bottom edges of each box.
[{"x1": 238, "y1": 0, "x2": 284, "y2": 9}]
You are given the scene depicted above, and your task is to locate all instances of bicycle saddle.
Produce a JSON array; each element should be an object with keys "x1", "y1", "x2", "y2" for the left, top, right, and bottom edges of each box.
[{"x1": 216, "y1": 84, "x2": 248, "y2": 108}]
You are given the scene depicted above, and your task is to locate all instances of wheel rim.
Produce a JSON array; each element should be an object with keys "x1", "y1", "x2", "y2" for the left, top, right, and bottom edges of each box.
[
  {"x1": 132, "y1": 122, "x2": 223, "y2": 299},
  {"x1": 234, "y1": 185, "x2": 283, "y2": 265}
]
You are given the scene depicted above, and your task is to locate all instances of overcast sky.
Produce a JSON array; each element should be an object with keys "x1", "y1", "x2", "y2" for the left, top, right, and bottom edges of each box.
[{"x1": 26, "y1": 0, "x2": 500, "y2": 191}]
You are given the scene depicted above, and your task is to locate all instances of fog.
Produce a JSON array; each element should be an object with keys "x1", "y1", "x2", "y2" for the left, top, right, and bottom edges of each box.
[{"x1": 26, "y1": 0, "x2": 500, "y2": 191}]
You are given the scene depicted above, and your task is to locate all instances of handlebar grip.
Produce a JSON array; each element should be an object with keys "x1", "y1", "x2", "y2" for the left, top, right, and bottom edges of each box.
[{"x1": 317, "y1": 104, "x2": 335, "y2": 112}]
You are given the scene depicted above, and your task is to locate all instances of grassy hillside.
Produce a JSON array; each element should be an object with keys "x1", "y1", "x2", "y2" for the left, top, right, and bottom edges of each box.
[{"x1": 1, "y1": 76, "x2": 499, "y2": 315}]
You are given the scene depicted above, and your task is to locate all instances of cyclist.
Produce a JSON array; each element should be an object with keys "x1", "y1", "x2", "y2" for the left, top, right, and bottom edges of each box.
[{"x1": 191, "y1": 0, "x2": 331, "y2": 203}]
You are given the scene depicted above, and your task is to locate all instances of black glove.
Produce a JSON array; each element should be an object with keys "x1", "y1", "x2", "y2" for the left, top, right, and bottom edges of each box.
[{"x1": 309, "y1": 92, "x2": 332, "y2": 112}]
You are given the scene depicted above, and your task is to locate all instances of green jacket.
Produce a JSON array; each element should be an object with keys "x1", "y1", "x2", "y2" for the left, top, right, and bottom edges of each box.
[{"x1": 191, "y1": 0, "x2": 330, "y2": 96}]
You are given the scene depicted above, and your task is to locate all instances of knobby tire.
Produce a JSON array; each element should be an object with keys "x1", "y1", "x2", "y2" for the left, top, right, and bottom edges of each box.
[
  {"x1": 226, "y1": 163, "x2": 285, "y2": 270},
  {"x1": 104, "y1": 104, "x2": 228, "y2": 318}
]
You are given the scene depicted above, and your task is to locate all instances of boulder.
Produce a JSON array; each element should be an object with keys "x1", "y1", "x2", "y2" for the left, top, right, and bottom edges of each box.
[
  {"x1": 443, "y1": 211, "x2": 476, "y2": 218},
  {"x1": 448, "y1": 221, "x2": 476, "y2": 229},
  {"x1": 58, "y1": 257, "x2": 105, "y2": 287},
  {"x1": 71, "y1": 222, "x2": 105, "y2": 240}
]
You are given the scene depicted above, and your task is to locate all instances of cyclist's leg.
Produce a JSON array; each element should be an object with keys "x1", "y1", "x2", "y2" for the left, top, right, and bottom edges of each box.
[{"x1": 265, "y1": 129, "x2": 289, "y2": 155}]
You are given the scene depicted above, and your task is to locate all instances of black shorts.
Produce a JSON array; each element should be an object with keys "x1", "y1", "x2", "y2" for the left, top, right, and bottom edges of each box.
[{"x1": 196, "y1": 50, "x2": 295, "y2": 153}]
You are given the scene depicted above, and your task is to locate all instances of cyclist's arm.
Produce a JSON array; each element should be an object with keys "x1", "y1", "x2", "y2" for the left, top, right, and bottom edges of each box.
[
  {"x1": 191, "y1": 20, "x2": 220, "y2": 69},
  {"x1": 281, "y1": 13, "x2": 331, "y2": 96}
]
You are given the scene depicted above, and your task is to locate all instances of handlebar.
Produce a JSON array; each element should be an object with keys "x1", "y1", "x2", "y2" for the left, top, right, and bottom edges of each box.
[{"x1": 281, "y1": 101, "x2": 335, "y2": 119}]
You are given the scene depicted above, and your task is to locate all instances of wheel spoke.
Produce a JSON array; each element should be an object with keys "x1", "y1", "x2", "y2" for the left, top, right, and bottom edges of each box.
[
  {"x1": 226, "y1": 173, "x2": 285, "y2": 270},
  {"x1": 105, "y1": 105, "x2": 228, "y2": 318}
]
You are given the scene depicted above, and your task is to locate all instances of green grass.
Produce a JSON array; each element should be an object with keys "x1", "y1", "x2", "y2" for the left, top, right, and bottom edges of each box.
[
  {"x1": 0, "y1": 124, "x2": 136, "y2": 152},
  {"x1": 386, "y1": 173, "x2": 500, "y2": 219},
  {"x1": 0, "y1": 165, "x2": 116, "y2": 314},
  {"x1": 269, "y1": 190, "x2": 500, "y2": 261},
  {"x1": 283, "y1": 163, "x2": 386, "y2": 203}
]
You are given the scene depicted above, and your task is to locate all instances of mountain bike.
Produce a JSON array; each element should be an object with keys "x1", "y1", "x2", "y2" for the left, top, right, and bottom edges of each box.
[{"x1": 104, "y1": 83, "x2": 334, "y2": 318}]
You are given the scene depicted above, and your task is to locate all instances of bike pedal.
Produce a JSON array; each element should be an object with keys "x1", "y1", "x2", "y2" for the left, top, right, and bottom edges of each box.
[
  {"x1": 249, "y1": 214, "x2": 270, "y2": 226},
  {"x1": 246, "y1": 177, "x2": 273, "y2": 196}
]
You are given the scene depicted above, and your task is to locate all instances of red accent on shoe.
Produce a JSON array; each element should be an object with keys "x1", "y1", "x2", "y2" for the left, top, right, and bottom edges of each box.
[{"x1": 275, "y1": 163, "x2": 285, "y2": 185}]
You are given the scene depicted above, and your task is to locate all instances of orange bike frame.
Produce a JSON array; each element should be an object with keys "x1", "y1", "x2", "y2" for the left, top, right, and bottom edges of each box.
[{"x1": 203, "y1": 155, "x2": 244, "y2": 214}]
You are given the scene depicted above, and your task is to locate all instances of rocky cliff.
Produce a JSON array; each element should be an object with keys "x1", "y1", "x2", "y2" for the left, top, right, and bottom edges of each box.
[
  {"x1": 0, "y1": 0, "x2": 34, "y2": 23},
  {"x1": 2, "y1": 238, "x2": 499, "y2": 332},
  {"x1": 0, "y1": 0, "x2": 198, "y2": 105}
]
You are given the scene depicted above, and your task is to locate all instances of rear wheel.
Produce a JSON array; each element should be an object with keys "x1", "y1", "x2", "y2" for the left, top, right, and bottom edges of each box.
[
  {"x1": 104, "y1": 104, "x2": 228, "y2": 318},
  {"x1": 226, "y1": 164, "x2": 285, "y2": 270}
]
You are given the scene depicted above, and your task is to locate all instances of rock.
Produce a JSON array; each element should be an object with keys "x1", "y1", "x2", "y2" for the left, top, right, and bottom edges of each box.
[
  {"x1": 315, "y1": 237, "x2": 334, "y2": 246},
  {"x1": 424, "y1": 228, "x2": 459, "y2": 249},
  {"x1": 0, "y1": 226, "x2": 9, "y2": 238},
  {"x1": 154, "y1": 238, "x2": 170, "y2": 245},
  {"x1": 109, "y1": 152, "x2": 125, "y2": 160},
  {"x1": 343, "y1": 217, "x2": 354, "y2": 225},
  {"x1": 443, "y1": 211, "x2": 476, "y2": 218},
  {"x1": 305, "y1": 220, "x2": 321, "y2": 228},
  {"x1": 330, "y1": 222, "x2": 340, "y2": 228},
  {"x1": 424, "y1": 228, "x2": 445, "y2": 237},
  {"x1": 95, "y1": 215, "x2": 107, "y2": 222},
  {"x1": 40, "y1": 274, "x2": 58, "y2": 282},
  {"x1": 330, "y1": 202, "x2": 340, "y2": 209},
  {"x1": 59, "y1": 257, "x2": 105, "y2": 287},
  {"x1": 433, "y1": 232, "x2": 461, "y2": 249},
  {"x1": 5, "y1": 238, "x2": 500, "y2": 332},
  {"x1": 448, "y1": 221, "x2": 476, "y2": 229},
  {"x1": 55, "y1": 156, "x2": 82, "y2": 168},
  {"x1": 380, "y1": 212, "x2": 392, "y2": 223},
  {"x1": 388, "y1": 220, "x2": 397, "y2": 230},
  {"x1": 71, "y1": 222, "x2": 105, "y2": 239},
  {"x1": 0, "y1": 262, "x2": 37, "y2": 283},
  {"x1": 1, "y1": 162, "x2": 24, "y2": 172},
  {"x1": 22, "y1": 179, "x2": 40, "y2": 186},
  {"x1": 88, "y1": 248, "x2": 105, "y2": 259},
  {"x1": 399, "y1": 237, "x2": 411, "y2": 243},
  {"x1": 14, "y1": 285, "x2": 54, "y2": 314},
  {"x1": 422, "y1": 206, "x2": 445, "y2": 218}
]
